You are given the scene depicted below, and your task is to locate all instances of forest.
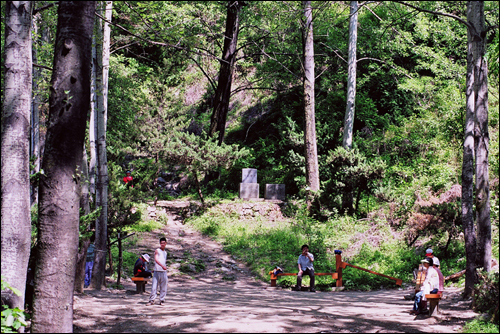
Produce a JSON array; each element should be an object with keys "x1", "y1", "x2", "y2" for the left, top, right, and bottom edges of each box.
[{"x1": 1, "y1": 1, "x2": 499, "y2": 333}]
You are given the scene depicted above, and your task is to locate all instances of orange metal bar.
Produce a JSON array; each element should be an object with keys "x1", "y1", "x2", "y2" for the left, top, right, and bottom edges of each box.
[{"x1": 341, "y1": 262, "x2": 402, "y2": 286}]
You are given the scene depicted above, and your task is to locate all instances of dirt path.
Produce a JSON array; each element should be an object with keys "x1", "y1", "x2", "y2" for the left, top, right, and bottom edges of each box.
[{"x1": 73, "y1": 201, "x2": 478, "y2": 333}]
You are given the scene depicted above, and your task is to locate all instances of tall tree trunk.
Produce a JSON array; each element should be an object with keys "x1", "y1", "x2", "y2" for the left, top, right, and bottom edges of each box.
[
  {"x1": 31, "y1": 2, "x2": 96, "y2": 332},
  {"x1": 31, "y1": 12, "x2": 42, "y2": 207},
  {"x1": 75, "y1": 144, "x2": 91, "y2": 293},
  {"x1": 341, "y1": 1, "x2": 358, "y2": 215},
  {"x1": 208, "y1": 0, "x2": 242, "y2": 145},
  {"x1": 342, "y1": 1, "x2": 358, "y2": 150},
  {"x1": 1, "y1": 0, "x2": 33, "y2": 316},
  {"x1": 471, "y1": 1, "x2": 491, "y2": 273},
  {"x1": 89, "y1": 33, "x2": 97, "y2": 196},
  {"x1": 462, "y1": 1, "x2": 477, "y2": 298},
  {"x1": 303, "y1": 0, "x2": 320, "y2": 198},
  {"x1": 92, "y1": 1, "x2": 112, "y2": 290}
]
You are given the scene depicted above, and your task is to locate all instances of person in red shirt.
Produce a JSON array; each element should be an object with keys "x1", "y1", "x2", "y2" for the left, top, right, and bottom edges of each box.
[{"x1": 123, "y1": 170, "x2": 133, "y2": 188}]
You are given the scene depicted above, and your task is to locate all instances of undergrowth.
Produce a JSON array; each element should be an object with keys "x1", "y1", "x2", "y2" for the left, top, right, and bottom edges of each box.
[{"x1": 184, "y1": 203, "x2": 466, "y2": 290}]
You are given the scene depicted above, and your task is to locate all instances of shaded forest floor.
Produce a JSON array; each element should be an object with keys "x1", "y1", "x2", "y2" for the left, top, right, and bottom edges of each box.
[{"x1": 73, "y1": 201, "x2": 479, "y2": 333}]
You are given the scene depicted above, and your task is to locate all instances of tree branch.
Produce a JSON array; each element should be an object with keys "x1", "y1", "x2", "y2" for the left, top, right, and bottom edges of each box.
[
  {"x1": 393, "y1": 1, "x2": 471, "y2": 29},
  {"x1": 33, "y1": 2, "x2": 58, "y2": 15},
  {"x1": 33, "y1": 63, "x2": 53, "y2": 71}
]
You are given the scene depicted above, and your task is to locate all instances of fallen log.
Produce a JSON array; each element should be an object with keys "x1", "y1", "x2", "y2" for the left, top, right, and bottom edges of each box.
[{"x1": 445, "y1": 269, "x2": 465, "y2": 281}]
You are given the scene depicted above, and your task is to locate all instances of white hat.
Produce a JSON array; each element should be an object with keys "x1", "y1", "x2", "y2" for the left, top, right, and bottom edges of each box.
[
  {"x1": 142, "y1": 254, "x2": 150, "y2": 262},
  {"x1": 433, "y1": 257, "x2": 440, "y2": 266},
  {"x1": 426, "y1": 248, "x2": 433, "y2": 254}
]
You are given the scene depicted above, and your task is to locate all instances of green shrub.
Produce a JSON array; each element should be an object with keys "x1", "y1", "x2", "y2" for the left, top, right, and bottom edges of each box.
[
  {"x1": 110, "y1": 246, "x2": 139, "y2": 278},
  {"x1": 473, "y1": 271, "x2": 499, "y2": 325},
  {"x1": 462, "y1": 318, "x2": 499, "y2": 333},
  {"x1": 1, "y1": 277, "x2": 28, "y2": 333}
]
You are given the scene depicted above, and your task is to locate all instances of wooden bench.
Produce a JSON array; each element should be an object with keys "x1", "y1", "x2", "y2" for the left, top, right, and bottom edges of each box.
[
  {"x1": 425, "y1": 292, "x2": 443, "y2": 316},
  {"x1": 269, "y1": 271, "x2": 338, "y2": 288},
  {"x1": 131, "y1": 277, "x2": 149, "y2": 293}
]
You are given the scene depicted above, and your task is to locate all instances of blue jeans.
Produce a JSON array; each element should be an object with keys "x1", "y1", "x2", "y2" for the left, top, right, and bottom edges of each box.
[
  {"x1": 414, "y1": 288, "x2": 438, "y2": 311},
  {"x1": 85, "y1": 261, "x2": 93, "y2": 287}
]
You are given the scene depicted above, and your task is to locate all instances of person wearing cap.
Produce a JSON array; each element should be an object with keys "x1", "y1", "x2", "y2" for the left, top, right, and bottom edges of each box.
[
  {"x1": 411, "y1": 257, "x2": 439, "y2": 315},
  {"x1": 134, "y1": 254, "x2": 152, "y2": 278},
  {"x1": 433, "y1": 257, "x2": 445, "y2": 293},
  {"x1": 425, "y1": 248, "x2": 440, "y2": 268},
  {"x1": 295, "y1": 244, "x2": 316, "y2": 292},
  {"x1": 123, "y1": 170, "x2": 134, "y2": 188}
]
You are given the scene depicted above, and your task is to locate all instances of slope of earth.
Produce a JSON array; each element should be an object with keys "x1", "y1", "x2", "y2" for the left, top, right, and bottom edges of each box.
[{"x1": 73, "y1": 200, "x2": 478, "y2": 333}]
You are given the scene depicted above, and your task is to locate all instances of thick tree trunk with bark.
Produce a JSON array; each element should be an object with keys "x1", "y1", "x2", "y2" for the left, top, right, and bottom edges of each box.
[
  {"x1": 209, "y1": 1, "x2": 242, "y2": 145},
  {"x1": 92, "y1": 1, "x2": 113, "y2": 290},
  {"x1": 462, "y1": 1, "x2": 477, "y2": 297},
  {"x1": 303, "y1": 1, "x2": 320, "y2": 196},
  {"x1": 470, "y1": 1, "x2": 491, "y2": 273},
  {"x1": 1, "y1": 0, "x2": 33, "y2": 314},
  {"x1": 31, "y1": 2, "x2": 96, "y2": 332}
]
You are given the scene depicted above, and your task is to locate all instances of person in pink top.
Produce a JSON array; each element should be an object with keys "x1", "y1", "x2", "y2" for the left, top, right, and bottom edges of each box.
[{"x1": 433, "y1": 257, "x2": 445, "y2": 293}]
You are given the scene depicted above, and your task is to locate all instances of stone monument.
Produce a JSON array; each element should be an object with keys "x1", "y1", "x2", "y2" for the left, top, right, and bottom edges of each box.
[
  {"x1": 239, "y1": 168, "x2": 259, "y2": 199},
  {"x1": 264, "y1": 184, "x2": 285, "y2": 201}
]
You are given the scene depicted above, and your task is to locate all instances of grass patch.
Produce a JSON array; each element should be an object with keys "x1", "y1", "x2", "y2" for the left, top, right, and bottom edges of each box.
[
  {"x1": 462, "y1": 318, "x2": 499, "y2": 333},
  {"x1": 185, "y1": 206, "x2": 427, "y2": 290}
]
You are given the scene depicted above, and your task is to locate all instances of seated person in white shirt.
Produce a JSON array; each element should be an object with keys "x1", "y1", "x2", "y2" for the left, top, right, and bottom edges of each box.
[{"x1": 411, "y1": 257, "x2": 439, "y2": 315}]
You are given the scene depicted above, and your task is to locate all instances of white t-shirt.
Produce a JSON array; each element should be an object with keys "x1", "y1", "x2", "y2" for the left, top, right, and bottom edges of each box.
[{"x1": 154, "y1": 248, "x2": 167, "y2": 272}]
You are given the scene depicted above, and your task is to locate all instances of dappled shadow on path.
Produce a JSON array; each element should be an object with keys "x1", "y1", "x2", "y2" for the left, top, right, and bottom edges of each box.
[{"x1": 74, "y1": 282, "x2": 474, "y2": 333}]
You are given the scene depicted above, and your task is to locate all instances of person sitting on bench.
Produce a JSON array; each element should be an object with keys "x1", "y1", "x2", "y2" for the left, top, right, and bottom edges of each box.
[
  {"x1": 295, "y1": 244, "x2": 316, "y2": 292},
  {"x1": 134, "y1": 254, "x2": 152, "y2": 278},
  {"x1": 411, "y1": 257, "x2": 439, "y2": 315},
  {"x1": 432, "y1": 257, "x2": 444, "y2": 294}
]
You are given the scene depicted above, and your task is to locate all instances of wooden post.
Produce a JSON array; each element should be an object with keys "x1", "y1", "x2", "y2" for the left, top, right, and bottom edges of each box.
[{"x1": 336, "y1": 253, "x2": 343, "y2": 287}]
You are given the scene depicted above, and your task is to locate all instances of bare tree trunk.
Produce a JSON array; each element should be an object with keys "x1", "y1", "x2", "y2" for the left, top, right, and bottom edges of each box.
[
  {"x1": 75, "y1": 144, "x2": 91, "y2": 293},
  {"x1": 208, "y1": 1, "x2": 243, "y2": 145},
  {"x1": 342, "y1": 1, "x2": 358, "y2": 150},
  {"x1": 1, "y1": 1, "x2": 33, "y2": 317},
  {"x1": 303, "y1": 0, "x2": 320, "y2": 198},
  {"x1": 31, "y1": 12, "x2": 42, "y2": 207},
  {"x1": 31, "y1": 2, "x2": 96, "y2": 332},
  {"x1": 462, "y1": 1, "x2": 477, "y2": 298},
  {"x1": 89, "y1": 33, "x2": 97, "y2": 196},
  {"x1": 92, "y1": 1, "x2": 112, "y2": 290},
  {"x1": 471, "y1": 1, "x2": 491, "y2": 273}
]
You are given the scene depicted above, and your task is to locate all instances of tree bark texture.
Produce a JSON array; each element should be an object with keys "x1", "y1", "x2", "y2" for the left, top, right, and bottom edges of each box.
[
  {"x1": 470, "y1": 1, "x2": 491, "y2": 273},
  {"x1": 89, "y1": 33, "x2": 97, "y2": 196},
  {"x1": 31, "y1": 2, "x2": 96, "y2": 332},
  {"x1": 1, "y1": 0, "x2": 33, "y2": 313},
  {"x1": 303, "y1": 1, "x2": 320, "y2": 193},
  {"x1": 462, "y1": 1, "x2": 477, "y2": 297},
  {"x1": 209, "y1": 0, "x2": 242, "y2": 145},
  {"x1": 342, "y1": 1, "x2": 358, "y2": 150},
  {"x1": 92, "y1": 1, "x2": 112, "y2": 290},
  {"x1": 31, "y1": 12, "x2": 42, "y2": 206}
]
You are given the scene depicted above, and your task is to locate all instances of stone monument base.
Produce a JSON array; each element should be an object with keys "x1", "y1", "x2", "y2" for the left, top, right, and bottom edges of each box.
[{"x1": 239, "y1": 183, "x2": 259, "y2": 199}]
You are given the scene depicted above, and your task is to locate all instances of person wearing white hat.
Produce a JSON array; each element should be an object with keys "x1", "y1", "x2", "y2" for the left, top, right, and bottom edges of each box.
[
  {"x1": 411, "y1": 257, "x2": 439, "y2": 315},
  {"x1": 134, "y1": 254, "x2": 152, "y2": 278}
]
